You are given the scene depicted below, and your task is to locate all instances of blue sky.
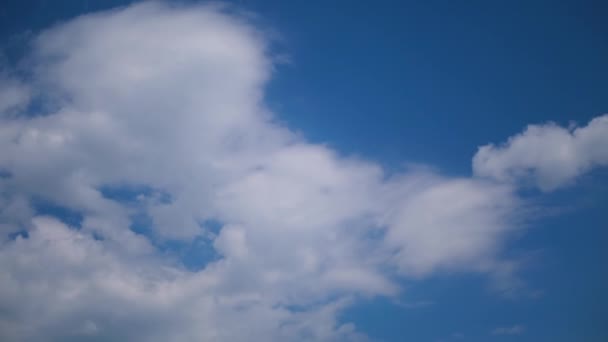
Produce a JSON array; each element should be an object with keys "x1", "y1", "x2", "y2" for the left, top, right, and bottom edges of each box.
[{"x1": 0, "y1": 1, "x2": 607, "y2": 341}]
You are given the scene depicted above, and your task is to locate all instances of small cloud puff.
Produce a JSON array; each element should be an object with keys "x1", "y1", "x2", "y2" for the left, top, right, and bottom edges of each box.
[{"x1": 492, "y1": 324, "x2": 525, "y2": 335}]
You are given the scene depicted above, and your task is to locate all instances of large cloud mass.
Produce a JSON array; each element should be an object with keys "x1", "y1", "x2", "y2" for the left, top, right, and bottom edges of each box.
[{"x1": 0, "y1": 2, "x2": 605, "y2": 341}]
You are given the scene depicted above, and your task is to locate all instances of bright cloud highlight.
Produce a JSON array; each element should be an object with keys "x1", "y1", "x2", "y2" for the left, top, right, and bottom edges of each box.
[{"x1": 0, "y1": 2, "x2": 606, "y2": 341}]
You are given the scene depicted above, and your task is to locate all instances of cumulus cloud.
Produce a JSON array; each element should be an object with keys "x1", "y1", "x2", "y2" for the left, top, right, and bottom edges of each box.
[
  {"x1": 0, "y1": 217, "x2": 370, "y2": 342},
  {"x1": 0, "y1": 2, "x2": 604, "y2": 341},
  {"x1": 473, "y1": 115, "x2": 608, "y2": 191},
  {"x1": 381, "y1": 174, "x2": 518, "y2": 277}
]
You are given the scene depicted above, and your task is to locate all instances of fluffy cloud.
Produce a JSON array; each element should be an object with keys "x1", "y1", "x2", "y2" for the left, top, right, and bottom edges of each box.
[
  {"x1": 473, "y1": 115, "x2": 608, "y2": 191},
  {"x1": 0, "y1": 2, "x2": 604, "y2": 341},
  {"x1": 381, "y1": 174, "x2": 518, "y2": 277},
  {"x1": 0, "y1": 217, "x2": 368, "y2": 342}
]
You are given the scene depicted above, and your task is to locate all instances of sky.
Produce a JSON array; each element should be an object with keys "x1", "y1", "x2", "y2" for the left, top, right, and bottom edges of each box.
[{"x1": 0, "y1": 1, "x2": 607, "y2": 341}]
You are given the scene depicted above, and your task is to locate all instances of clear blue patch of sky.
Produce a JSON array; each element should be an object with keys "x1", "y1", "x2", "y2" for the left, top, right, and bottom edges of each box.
[
  {"x1": 129, "y1": 211, "x2": 222, "y2": 271},
  {"x1": 31, "y1": 197, "x2": 84, "y2": 228},
  {"x1": 99, "y1": 183, "x2": 172, "y2": 205}
]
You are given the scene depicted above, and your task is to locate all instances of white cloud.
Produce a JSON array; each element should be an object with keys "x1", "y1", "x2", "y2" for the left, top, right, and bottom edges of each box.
[
  {"x1": 0, "y1": 217, "x2": 368, "y2": 342},
  {"x1": 492, "y1": 325, "x2": 525, "y2": 335},
  {"x1": 473, "y1": 115, "x2": 608, "y2": 191},
  {"x1": 381, "y1": 173, "x2": 519, "y2": 277},
  {"x1": 0, "y1": 2, "x2": 605, "y2": 341}
]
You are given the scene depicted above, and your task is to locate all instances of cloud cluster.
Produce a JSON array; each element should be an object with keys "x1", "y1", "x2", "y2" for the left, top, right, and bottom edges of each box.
[
  {"x1": 473, "y1": 115, "x2": 608, "y2": 191},
  {"x1": 0, "y1": 2, "x2": 605, "y2": 341}
]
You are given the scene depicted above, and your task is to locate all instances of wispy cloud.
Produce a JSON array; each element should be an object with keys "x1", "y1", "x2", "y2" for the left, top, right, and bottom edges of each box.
[{"x1": 492, "y1": 325, "x2": 525, "y2": 335}]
